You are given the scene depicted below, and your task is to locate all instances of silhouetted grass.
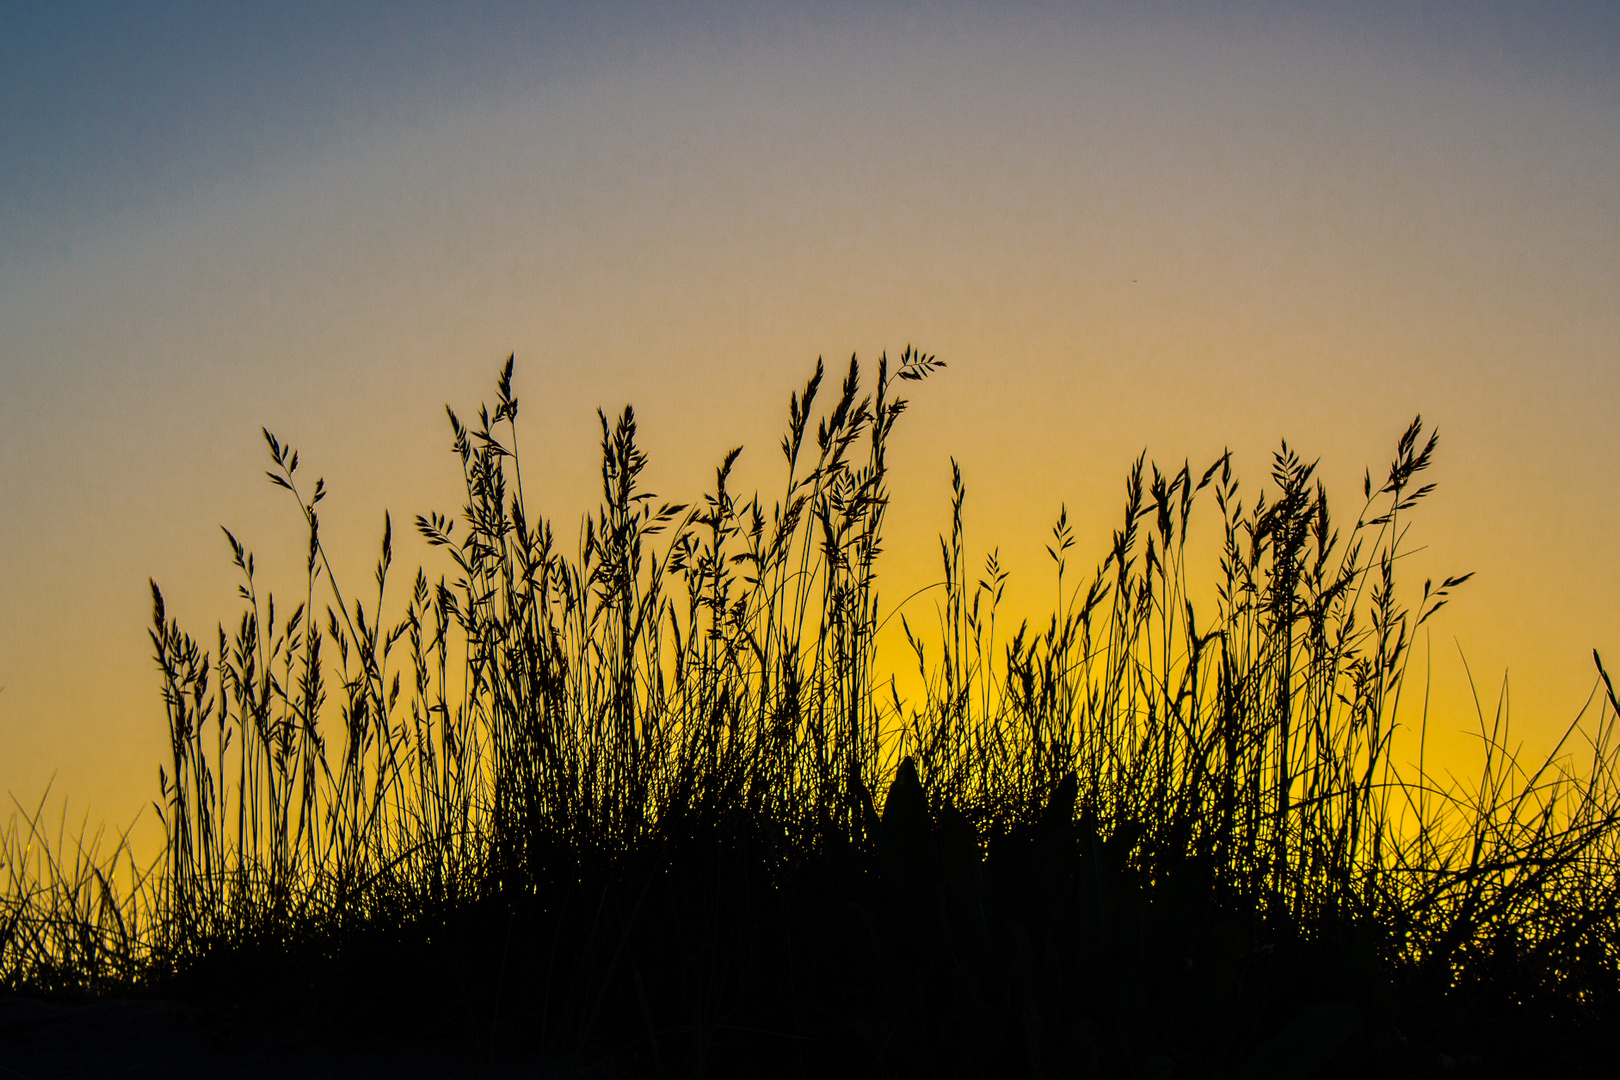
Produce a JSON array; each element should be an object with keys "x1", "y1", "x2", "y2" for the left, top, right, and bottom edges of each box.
[{"x1": 4, "y1": 351, "x2": 1619, "y2": 1077}]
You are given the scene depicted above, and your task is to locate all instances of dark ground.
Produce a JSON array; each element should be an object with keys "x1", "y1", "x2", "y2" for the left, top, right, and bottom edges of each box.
[
  {"x1": 0, "y1": 995, "x2": 637, "y2": 1080},
  {"x1": 2, "y1": 992, "x2": 1609, "y2": 1080}
]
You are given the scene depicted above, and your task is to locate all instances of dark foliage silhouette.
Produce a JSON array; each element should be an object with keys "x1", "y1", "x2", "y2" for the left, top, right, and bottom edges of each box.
[{"x1": 5, "y1": 352, "x2": 1618, "y2": 1077}]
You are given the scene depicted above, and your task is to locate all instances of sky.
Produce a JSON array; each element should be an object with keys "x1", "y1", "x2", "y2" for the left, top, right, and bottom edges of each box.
[{"x1": 2, "y1": 1, "x2": 1619, "y2": 852}]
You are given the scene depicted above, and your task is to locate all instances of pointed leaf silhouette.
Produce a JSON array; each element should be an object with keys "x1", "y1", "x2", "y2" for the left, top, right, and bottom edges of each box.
[
  {"x1": 881, "y1": 757, "x2": 935, "y2": 907},
  {"x1": 1039, "y1": 771, "x2": 1078, "y2": 838}
]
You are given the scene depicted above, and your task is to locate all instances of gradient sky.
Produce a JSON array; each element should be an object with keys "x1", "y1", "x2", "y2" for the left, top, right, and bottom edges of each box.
[{"x1": 3, "y1": 1, "x2": 1618, "y2": 852}]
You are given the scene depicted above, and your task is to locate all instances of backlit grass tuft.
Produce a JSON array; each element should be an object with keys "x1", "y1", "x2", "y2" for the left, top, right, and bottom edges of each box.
[{"x1": 5, "y1": 351, "x2": 1618, "y2": 1076}]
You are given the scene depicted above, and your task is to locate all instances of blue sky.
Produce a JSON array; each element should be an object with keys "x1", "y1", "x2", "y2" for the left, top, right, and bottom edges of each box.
[{"x1": 6, "y1": 2, "x2": 1617, "y2": 258}]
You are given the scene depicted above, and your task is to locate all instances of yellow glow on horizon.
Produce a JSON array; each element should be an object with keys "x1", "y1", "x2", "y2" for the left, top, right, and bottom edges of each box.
[{"x1": 2, "y1": 10, "x2": 1618, "y2": 861}]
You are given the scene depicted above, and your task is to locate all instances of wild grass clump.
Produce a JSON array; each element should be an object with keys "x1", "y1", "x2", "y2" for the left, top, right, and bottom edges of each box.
[{"x1": 4, "y1": 350, "x2": 1619, "y2": 1076}]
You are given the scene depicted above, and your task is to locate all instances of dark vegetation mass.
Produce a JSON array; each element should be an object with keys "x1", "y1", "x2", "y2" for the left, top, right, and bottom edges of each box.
[{"x1": 5, "y1": 352, "x2": 1620, "y2": 1077}]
